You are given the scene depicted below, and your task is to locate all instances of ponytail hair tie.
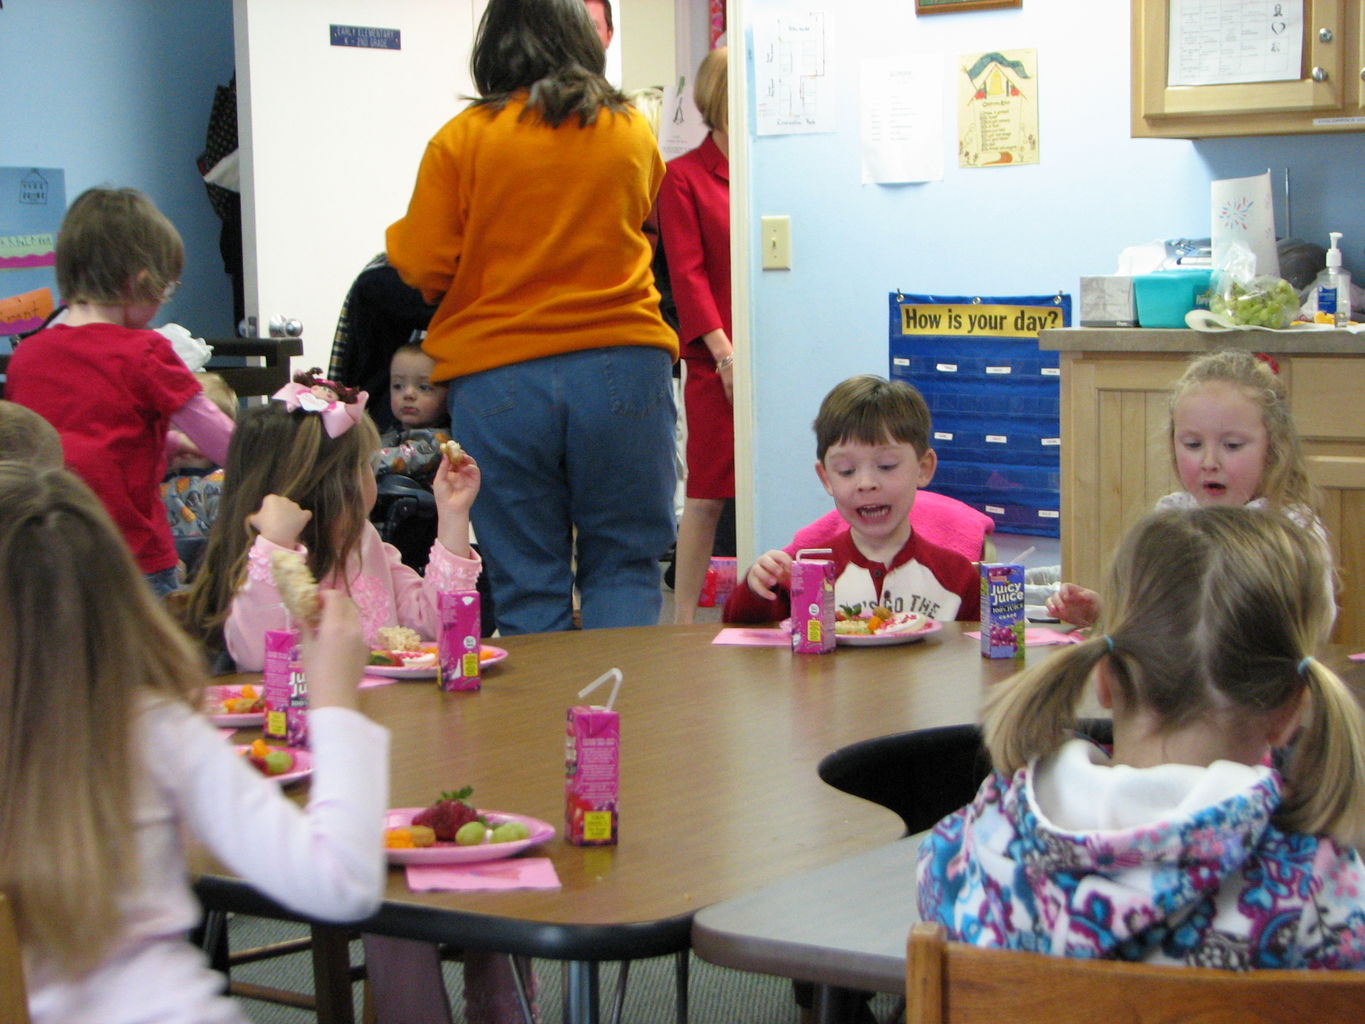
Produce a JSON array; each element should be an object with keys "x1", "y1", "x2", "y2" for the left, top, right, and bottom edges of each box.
[
  {"x1": 1102, "y1": 634, "x2": 1115, "y2": 654},
  {"x1": 1298, "y1": 656, "x2": 1314, "y2": 676}
]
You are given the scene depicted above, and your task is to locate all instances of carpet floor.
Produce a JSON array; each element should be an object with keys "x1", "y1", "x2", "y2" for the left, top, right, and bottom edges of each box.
[{"x1": 226, "y1": 914, "x2": 900, "y2": 1024}]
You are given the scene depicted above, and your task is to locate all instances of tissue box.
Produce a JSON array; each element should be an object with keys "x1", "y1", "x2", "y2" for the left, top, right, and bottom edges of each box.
[
  {"x1": 1079, "y1": 276, "x2": 1136, "y2": 327},
  {"x1": 1133, "y1": 269, "x2": 1213, "y2": 328}
]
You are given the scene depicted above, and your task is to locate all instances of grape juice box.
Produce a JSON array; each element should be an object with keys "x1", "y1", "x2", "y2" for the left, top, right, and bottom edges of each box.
[
  {"x1": 565, "y1": 704, "x2": 619, "y2": 845},
  {"x1": 710, "y1": 556, "x2": 738, "y2": 605},
  {"x1": 438, "y1": 590, "x2": 482, "y2": 692},
  {"x1": 262, "y1": 628, "x2": 299, "y2": 742},
  {"x1": 980, "y1": 563, "x2": 1026, "y2": 659},
  {"x1": 789, "y1": 549, "x2": 836, "y2": 654}
]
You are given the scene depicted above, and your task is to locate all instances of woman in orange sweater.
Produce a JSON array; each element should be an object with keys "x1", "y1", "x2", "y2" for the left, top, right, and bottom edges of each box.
[{"x1": 388, "y1": 0, "x2": 678, "y2": 635}]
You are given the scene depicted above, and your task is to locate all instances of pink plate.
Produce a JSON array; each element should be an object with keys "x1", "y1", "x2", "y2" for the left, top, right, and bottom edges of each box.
[
  {"x1": 206, "y1": 684, "x2": 266, "y2": 727},
  {"x1": 367, "y1": 645, "x2": 509, "y2": 680},
  {"x1": 236, "y1": 746, "x2": 313, "y2": 786},
  {"x1": 385, "y1": 808, "x2": 554, "y2": 865},
  {"x1": 836, "y1": 619, "x2": 943, "y2": 647}
]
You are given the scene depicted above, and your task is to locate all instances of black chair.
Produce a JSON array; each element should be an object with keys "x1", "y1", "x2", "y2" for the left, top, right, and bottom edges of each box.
[{"x1": 817, "y1": 719, "x2": 1115, "y2": 837}]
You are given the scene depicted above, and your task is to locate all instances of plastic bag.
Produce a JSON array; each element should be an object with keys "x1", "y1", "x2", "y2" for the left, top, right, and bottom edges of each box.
[{"x1": 1210, "y1": 243, "x2": 1300, "y2": 328}]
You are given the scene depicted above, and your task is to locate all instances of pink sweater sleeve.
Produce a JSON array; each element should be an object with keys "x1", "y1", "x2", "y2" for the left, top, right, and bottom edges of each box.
[
  {"x1": 224, "y1": 536, "x2": 299, "y2": 672},
  {"x1": 171, "y1": 391, "x2": 235, "y2": 467}
]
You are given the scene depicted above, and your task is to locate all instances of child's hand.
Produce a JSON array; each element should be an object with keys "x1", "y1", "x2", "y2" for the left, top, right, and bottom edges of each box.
[
  {"x1": 432, "y1": 449, "x2": 481, "y2": 513},
  {"x1": 1046, "y1": 583, "x2": 1101, "y2": 628},
  {"x1": 249, "y1": 494, "x2": 312, "y2": 549},
  {"x1": 746, "y1": 549, "x2": 793, "y2": 600},
  {"x1": 297, "y1": 591, "x2": 366, "y2": 711},
  {"x1": 433, "y1": 451, "x2": 480, "y2": 558}
]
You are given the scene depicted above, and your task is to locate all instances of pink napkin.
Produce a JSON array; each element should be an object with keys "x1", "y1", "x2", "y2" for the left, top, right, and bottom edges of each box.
[
  {"x1": 360, "y1": 674, "x2": 399, "y2": 689},
  {"x1": 1350, "y1": 652, "x2": 1365, "y2": 662},
  {"x1": 712, "y1": 627, "x2": 788, "y2": 646},
  {"x1": 217, "y1": 727, "x2": 238, "y2": 739},
  {"x1": 405, "y1": 857, "x2": 561, "y2": 892},
  {"x1": 963, "y1": 627, "x2": 1086, "y2": 646}
]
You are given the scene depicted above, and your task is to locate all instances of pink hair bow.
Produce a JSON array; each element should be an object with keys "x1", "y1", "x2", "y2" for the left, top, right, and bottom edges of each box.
[{"x1": 271, "y1": 381, "x2": 369, "y2": 438}]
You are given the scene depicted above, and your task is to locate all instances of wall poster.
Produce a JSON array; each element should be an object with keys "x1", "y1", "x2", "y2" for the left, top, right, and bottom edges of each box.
[{"x1": 957, "y1": 49, "x2": 1038, "y2": 168}]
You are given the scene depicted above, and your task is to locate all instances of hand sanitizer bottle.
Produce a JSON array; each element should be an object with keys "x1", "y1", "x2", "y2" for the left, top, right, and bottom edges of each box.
[{"x1": 1310, "y1": 232, "x2": 1352, "y2": 327}]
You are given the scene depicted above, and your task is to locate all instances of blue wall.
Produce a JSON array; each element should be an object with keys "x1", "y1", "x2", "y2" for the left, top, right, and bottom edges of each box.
[
  {"x1": 742, "y1": 0, "x2": 1365, "y2": 555},
  {"x1": 0, "y1": 0, "x2": 236, "y2": 338}
]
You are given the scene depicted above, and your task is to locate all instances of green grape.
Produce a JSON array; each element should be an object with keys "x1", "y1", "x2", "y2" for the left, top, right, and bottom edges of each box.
[
  {"x1": 455, "y1": 821, "x2": 487, "y2": 846},
  {"x1": 264, "y1": 750, "x2": 294, "y2": 775},
  {"x1": 491, "y1": 821, "x2": 530, "y2": 843}
]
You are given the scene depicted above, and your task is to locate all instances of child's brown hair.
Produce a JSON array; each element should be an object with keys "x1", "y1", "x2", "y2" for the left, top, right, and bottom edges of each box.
[
  {"x1": 55, "y1": 187, "x2": 184, "y2": 306},
  {"x1": 0, "y1": 401, "x2": 62, "y2": 468},
  {"x1": 813, "y1": 374, "x2": 932, "y2": 462}
]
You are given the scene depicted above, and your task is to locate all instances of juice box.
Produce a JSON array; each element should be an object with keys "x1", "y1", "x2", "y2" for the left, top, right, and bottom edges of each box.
[
  {"x1": 565, "y1": 704, "x2": 619, "y2": 845},
  {"x1": 285, "y1": 658, "x2": 309, "y2": 748},
  {"x1": 789, "y1": 548, "x2": 836, "y2": 654},
  {"x1": 262, "y1": 628, "x2": 298, "y2": 742},
  {"x1": 438, "y1": 590, "x2": 482, "y2": 692},
  {"x1": 710, "y1": 556, "x2": 738, "y2": 605},
  {"x1": 980, "y1": 563, "x2": 1026, "y2": 659}
]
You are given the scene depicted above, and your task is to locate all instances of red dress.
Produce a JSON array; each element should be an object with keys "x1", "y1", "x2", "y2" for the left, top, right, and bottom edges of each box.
[{"x1": 658, "y1": 134, "x2": 734, "y2": 500}]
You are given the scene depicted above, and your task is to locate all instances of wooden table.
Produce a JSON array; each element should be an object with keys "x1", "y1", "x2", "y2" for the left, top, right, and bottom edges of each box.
[
  {"x1": 690, "y1": 646, "x2": 1365, "y2": 1024},
  {"x1": 195, "y1": 622, "x2": 1055, "y2": 1023}
]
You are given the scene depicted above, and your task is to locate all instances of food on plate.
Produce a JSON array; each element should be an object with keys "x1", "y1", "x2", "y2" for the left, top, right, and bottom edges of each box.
[
  {"x1": 367, "y1": 641, "x2": 437, "y2": 668},
  {"x1": 834, "y1": 607, "x2": 930, "y2": 636},
  {"x1": 242, "y1": 738, "x2": 296, "y2": 777},
  {"x1": 210, "y1": 683, "x2": 263, "y2": 715},
  {"x1": 385, "y1": 825, "x2": 437, "y2": 849},
  {"x1": 412, "y1": 786, "x2": 481, "y2": 841},
  {"x1": 490, "y1": 820, "x2": 530, "y2": 844},
  {"x1": 442, "y1": 439, "x2": 465, "y2": 465},
  {"x1": 269, "y1": 549, "x2": 321, "y2": 626},
  {"x1": 376, "y1": 625, "x2": 423, "y2": 652},
  {"x1": 455, "y1": 821, "x2": 487, "y2": 846}
]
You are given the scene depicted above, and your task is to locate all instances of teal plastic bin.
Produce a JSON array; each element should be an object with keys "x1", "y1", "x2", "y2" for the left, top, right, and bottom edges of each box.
[{"x1": 1133, "y1": 269, "x2": 1214, "y2": 328}]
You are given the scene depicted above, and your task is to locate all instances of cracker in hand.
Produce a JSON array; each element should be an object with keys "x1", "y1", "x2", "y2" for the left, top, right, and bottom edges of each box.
[
  {"x1": 441, "y1": 439, "x2": 465, "y2": 466},
  {"x1": 270, "y1": 549, "x2": 321, "y2": 627}
]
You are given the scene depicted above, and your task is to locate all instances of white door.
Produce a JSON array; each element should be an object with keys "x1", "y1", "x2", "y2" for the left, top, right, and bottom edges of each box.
[{"x1": 234, "y1": 0, "x2": 482, "y2": 371}]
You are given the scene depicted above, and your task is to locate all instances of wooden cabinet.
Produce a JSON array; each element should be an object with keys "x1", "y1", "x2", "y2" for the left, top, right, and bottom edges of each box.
[
  {"x1": 1042, "y1": 328, "x2": 1365, "y2": 647},
  {"x1": 1132, "y1": 0, "x2": 1365, "y2": 138}
]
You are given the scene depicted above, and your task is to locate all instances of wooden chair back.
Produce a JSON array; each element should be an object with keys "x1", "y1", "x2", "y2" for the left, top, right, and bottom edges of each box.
[
  {"x1": 0, "y1": 892, "x2": 32, "y2": 1024},
  {"x1": 907, "y1": 921, "x2": 1365, "y2": 1024}
]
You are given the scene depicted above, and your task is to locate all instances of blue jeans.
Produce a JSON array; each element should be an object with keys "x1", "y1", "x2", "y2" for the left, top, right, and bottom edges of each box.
[
  {"x1": 144, "y1": 566, "x2": 181, "y2": 597},
  {"x1": 448, "y1": 347, "x2": 677, "y2": 635}
]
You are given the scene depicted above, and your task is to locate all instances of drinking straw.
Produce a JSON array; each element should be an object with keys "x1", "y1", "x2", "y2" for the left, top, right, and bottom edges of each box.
[
  {"x1": 1015, "y1": 546, "x2": 1036, "y2": 565},
  {"x1": 579, "y1": 668, "x2": 624, "y2": 711}
]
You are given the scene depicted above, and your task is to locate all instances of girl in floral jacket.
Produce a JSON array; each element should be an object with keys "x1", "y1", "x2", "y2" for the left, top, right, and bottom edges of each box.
[{"x1": 918, "y1": 505, "x2": 1365, "y2": 970}]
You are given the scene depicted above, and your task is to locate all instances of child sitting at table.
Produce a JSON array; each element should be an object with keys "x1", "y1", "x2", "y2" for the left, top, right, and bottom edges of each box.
[
  {"x1": 376, "y1": 342, "x2": 451, "y2": 484},
  {"x1": 162, "y1": 371, "x2": 238, "y2": 580},
  {"x1": 0, "y1": 463, "x2": 386, "y2": 1024},
  {"x1": 1046, "y1": 349, "x2": 1332, "y2": 628},
  {"x1": 183, "y1": 374, "x2": 533, "y2": 1024},
  {"x1": 724, "y1": 374, "x2": 979, "y2": 623},
  {"x1": 0, "y1": 399, "x2": 63, "y2": 468},
  {"x1": 918, "y1": 505, "x2": 1365, "y2": 968}
]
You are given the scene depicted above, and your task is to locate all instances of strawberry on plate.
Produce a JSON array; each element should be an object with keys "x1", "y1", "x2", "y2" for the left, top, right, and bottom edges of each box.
[{"x1": 411, "y1": 786, "x2": 482, "y2": 841}]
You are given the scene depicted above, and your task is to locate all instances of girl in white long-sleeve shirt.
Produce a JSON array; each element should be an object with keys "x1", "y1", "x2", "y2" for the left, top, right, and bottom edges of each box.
[{"x1": 0, "y1": 464, "x2": 387, "y2": 1024}]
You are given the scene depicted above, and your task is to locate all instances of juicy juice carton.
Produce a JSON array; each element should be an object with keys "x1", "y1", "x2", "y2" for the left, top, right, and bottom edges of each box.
[
  {"x1": 262, "y1": 628, "x2": 300, "y2": 742},
  {"x1": 565, "y1": 704, "x2": 619, "y2": 845},
  {"x1": 980, "y1": 563, "x2": 1026, "y2": 659},
  {"x1": 438, "y1": 590, "x2": 482, "y2": 692},
  {"x1": 710, "y1": 556, "x2": 738, "y2": 605},
  {"x1": 789, "y1": 548, "x2": 836, "y2": 654}
]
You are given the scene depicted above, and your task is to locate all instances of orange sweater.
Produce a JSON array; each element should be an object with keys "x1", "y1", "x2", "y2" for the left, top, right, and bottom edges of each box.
[{"x1": 387, "y1": 96, "x2": 678, "y2": 381}]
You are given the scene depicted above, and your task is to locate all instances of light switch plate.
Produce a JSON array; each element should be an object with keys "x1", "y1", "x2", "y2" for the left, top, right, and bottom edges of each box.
[{"x1": 761, "y1": 215, "x2": 791, "y2": 270}]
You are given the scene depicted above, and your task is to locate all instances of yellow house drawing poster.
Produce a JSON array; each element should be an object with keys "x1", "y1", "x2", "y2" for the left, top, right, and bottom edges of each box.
[{"x1": 957, "y1": 49, "x2": 1038, "y2": 168}]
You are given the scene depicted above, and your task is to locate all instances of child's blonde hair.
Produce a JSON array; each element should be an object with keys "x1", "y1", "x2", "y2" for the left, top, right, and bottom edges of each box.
[
  {"x1": 185, "y1": 400, "x2": 381, "y2": 651},
  {"x1": 984, "y1": 505, "x2": 1365, "y2": 842},
  {"x1": 1168, "y1": 349, "x2": 1316, "y2": 514},
  {"x1": 56, "y1": 187, "x2": 184, "y2": 307},
  {"x1": 197, "y1": 371, "x2": 239, "y2": 420},
  {"x1": 0, "y1": 463, "x2": 204, "y2": 972},
  {"x1": 0, "y1": 401, "x2": 62, "y2": 468},
  {"x1": 813, "y1": 374, "x2": 932, "y2": 461},
  {"x1": 694, "y1": 46, "x2": 728, "y2": 133}
]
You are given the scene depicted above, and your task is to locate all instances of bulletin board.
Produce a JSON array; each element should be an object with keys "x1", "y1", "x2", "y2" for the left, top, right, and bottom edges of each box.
[
  {"x1": 887, "y1": 291, "x2": 1070, "y2": 537},
  {"x1": 0, "y1": 167, "x2": 65, "y2": 344}
]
